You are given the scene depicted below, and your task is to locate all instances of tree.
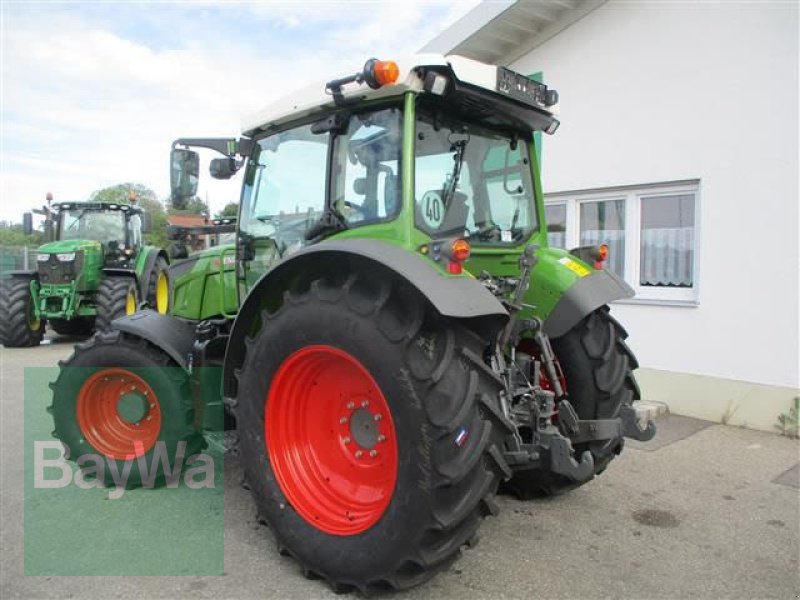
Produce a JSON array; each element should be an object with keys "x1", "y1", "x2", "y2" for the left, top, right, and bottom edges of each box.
[
  {"x1": 182, "y1": 197, "x2": 210, "y2": 217},
  {"x1": 0, "y1": 221, "x2": 42, "y2": 247},
  {"x1": 215, "y1": 202, "x2": 239, "y2": 219},
  {"x1": 90, "y1": 182, "x2": 158, "y2": 205}
]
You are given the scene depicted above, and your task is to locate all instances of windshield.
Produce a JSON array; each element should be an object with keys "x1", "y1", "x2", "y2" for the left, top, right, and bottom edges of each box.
[
  {"x1": 59, "y1": 209, "x2": 127, "y2": 244},
  {"x1": 414, "y1": 110, "x2": 537, "y2": 245}
]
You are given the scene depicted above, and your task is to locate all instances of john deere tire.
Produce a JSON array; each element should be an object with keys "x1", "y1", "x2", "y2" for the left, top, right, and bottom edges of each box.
[
  {"x1": 502, "y1": 306, "x2": 639, "y2": 499},
  {"x1": 95, "y1": 276, "x2": 138, "y2": 332},
  {"x1": 50, "y1": 317, "x2": 95, "y2": 337},
  {"x1": 235, "y1": 272, "x2": 512, "y2": 593},
  {"x1": 0, "y1": 278, "x2": 45, "y2": 347},
  {"x1": 146, "y1": 256, "x2": 170, "y2": 314},
  {"x1": 50, "y1": 330, "x2": 205, "y2": 488}
]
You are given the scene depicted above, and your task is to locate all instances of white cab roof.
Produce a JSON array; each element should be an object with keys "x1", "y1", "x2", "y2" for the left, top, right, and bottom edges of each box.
[{"x1": 241, "y1": 54, "x2": 506, "y2": 136}]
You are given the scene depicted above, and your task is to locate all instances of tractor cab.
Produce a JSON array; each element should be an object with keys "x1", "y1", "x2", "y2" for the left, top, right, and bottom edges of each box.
[
  {"x1": 169, "y1": 55, "x2": 560, "y2": 296},
  {"x1": 44, "y1": 201, "x2": 147, "y2": 270}
]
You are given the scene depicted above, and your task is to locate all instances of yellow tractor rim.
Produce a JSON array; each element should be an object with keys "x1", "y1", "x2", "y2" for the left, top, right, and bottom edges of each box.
[
  {"x1": 125, "y1": 288, "x2": 137, "y2": 315},
  {"x1": 156, "y1": 271, "x2": 169, "y2": 314}
]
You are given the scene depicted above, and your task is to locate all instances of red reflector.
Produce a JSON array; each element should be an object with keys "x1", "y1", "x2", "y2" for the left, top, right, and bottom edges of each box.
[{"x1": 447, "y1": 261, "x2": 463, "y2": 275}]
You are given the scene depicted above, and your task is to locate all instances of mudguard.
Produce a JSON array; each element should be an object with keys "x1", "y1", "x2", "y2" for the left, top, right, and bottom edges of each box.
[
  {"x1": 2, "y1": 270, "x2": 37, "y2": 279},
  {"x1": 222, "y1": 238, "x2": 509, "y2": 397},
  {"x1": 112, "y1": 310, "x2": 196, "y2": 370},
  {"x1": 543, "y1": 268, "x2": 634, "y2": 338}
]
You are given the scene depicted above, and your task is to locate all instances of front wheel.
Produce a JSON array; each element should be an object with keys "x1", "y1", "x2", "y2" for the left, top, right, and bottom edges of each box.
[
  {"x1": 95, "y1": 276, "x2": 138, "y2": 332},
  {"x1": 236, "y1": 272, "x2": 512, "y2": 593},
  {"x1": 0, "y1": 278, "x2": 45, "y2": 347},
  {"x1": 50, "y1": 330, "x2": 205, "y2": 487},
  {"x1": 502, "y1": 306, "x2": 640, "y2": 498}
]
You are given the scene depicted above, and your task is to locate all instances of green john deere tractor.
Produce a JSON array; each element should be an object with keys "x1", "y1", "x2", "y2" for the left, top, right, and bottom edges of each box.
[
  {"x1": 0, "y1": 198, "x2": 169, "y2": 346},
  {"x1": 51, "y1": 56, "x2": 655, "y2": 592}
]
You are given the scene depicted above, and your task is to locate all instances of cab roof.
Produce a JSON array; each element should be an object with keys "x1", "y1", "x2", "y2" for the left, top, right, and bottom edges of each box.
[
  {"x1": 53, "y1": 201, "x2": 142, "y2": 214},
  {"x1": 241, "y1": 54, "x2": 559, "y2": 137}
]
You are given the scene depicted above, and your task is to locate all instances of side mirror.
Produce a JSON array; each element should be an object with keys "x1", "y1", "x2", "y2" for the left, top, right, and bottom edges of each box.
[
  {"x1": 170, "y1": 148, "x2": 200, "y2": 208},
  {"x1": 22, "y1": 212, "x2": 33, "y2": 236},
  {"x1": 142, "y1": 212, "x2": 153, "y2": 234},
  {"x1": 210, "y1": 157, "x2": 239, "y2": 180}
]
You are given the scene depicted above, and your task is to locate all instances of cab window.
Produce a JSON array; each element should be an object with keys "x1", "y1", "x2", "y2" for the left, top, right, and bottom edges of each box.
[
  {"x1": 239, "y1": 125, "x2": 328, "y2": 274},
  {"x1": 331, "y1": 107, "x2": 402, "y2": 226}
]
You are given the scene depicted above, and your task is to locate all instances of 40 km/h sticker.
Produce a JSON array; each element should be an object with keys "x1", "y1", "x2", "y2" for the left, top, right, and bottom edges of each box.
[{"x1": 421, "y1": 191, "x2": 445, "y2": 230}]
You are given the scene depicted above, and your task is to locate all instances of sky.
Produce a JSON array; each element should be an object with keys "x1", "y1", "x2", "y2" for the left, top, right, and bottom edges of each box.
[{"x1": 0, "y1": 0, "x2": 479, "y2": 222}]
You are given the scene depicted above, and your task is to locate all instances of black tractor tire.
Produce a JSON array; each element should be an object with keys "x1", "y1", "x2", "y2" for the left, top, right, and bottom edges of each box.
[
  {"x1": 0, "y1": 278, "x2": 45, "y2": 347},
  {"x1": 50, "y1": 330, "x2": 205, "y2": 488},
  {"x1": 49, "y1": 317, "x2": 95, "y2": 337},
  {"x1": 95, "y1": 276, "x2": 138, "y2": 332},
  {"x1": 235, "y1": 272, "x2": 513, "y2": 594},
  {"x1": 145, "y1": 256, "x2": 170, "y2": 314},
  {"x1": 501, "y1": 305, "x2": 639, "y2": 499}
]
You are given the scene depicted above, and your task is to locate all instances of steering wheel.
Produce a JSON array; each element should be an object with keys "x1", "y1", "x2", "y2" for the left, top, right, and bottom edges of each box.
[
  {"x1": 471, "y1": 223, "x2": 502, "y2": 242},
  {"x1": 343, "y1": 201, "x2": 367, "y2": 221}
]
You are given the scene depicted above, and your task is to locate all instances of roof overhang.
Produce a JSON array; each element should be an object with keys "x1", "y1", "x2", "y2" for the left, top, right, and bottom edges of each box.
[{"x1": 421, "y1": 0, "x2": 608, "y2": 66}]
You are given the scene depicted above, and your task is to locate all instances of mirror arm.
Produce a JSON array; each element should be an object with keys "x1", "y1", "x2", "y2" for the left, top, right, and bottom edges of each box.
[{"x1": 172, "y1": 137, "x2": 252, "y2": 159}]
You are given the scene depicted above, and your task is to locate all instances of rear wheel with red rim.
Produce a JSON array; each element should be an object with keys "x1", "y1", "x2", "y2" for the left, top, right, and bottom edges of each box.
[
  {"x1": 501, "y1": 306, "x2": 640, "y2": 498},
  {"x1": 266, "y1": 345, "x2": 398, "y2": 535},
  {"x1": 235, "y1": 269, "x2": 512, "y2": 593}
]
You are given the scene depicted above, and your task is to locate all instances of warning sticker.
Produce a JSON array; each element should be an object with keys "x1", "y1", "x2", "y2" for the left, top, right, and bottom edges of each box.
[{"x1": 558, "y1": 256, "x2": 591, "y2": 277}]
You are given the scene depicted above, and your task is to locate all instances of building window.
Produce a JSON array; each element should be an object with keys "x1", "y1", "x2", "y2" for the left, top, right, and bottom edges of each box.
[
  {"x1": 639, "y1": 194, "x2": 695, "y2": 288},
  {"x1": 545, "y1": 181, "x2": 700, "y2": 305},
  {"x1": 545, "y1": 203, "x2": 566, "y2": 248}
]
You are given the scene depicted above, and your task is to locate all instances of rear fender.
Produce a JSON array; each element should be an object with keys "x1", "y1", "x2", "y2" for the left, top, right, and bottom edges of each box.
[
  {"x1": 222, "y1": 239, "x2": 509, "y2": 397},
  {"x1": 531, "y1": 255, "x2": 634, "y2": 338}
]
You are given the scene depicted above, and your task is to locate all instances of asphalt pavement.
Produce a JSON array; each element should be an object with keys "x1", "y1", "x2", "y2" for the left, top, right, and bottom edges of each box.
[{"x1": 1, "y1": 334, "x2": 798, "y2": 599}]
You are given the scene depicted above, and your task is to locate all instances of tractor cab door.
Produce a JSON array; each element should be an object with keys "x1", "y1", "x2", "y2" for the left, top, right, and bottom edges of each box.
[
  {"x1": 237, "y1": 124, "x2": 329, "y2": 293},
  {"x1": 236, "y1": 107, "x2": 403, "y2": 298}
]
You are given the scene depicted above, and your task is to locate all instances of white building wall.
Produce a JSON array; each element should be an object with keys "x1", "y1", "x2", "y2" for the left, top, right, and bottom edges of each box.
[{"x1": 510, "y1": 1, "x2": 799, "y2": 394}]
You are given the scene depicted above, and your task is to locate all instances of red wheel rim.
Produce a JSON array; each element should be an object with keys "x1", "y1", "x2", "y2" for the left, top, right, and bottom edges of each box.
[
  {"x1": 266, "y1": 345, "x2": 399, "y2": 536},
  {"x1": 77, "y1": 368, "x2": 161, "y2": 460},
  {"x1": 517, "y1": 339, "x2": 567, "y2": 394}
]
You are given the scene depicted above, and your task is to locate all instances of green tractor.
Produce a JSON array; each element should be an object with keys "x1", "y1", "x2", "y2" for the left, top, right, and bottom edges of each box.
[
  {"x1": 50, "y1": 56, "x2": 655, "y2": 591},
  {"x1": 0, "y1": 197, "x2": 169, "y2": 346}
]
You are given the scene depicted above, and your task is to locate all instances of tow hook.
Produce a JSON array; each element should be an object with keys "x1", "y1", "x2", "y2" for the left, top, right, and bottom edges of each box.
[
  {"x1": 619, "y1": 404, "x2": 657, "y2": 441},
  {"x1": 544, "y1": 433, "x2": 595, "y2": 482}
]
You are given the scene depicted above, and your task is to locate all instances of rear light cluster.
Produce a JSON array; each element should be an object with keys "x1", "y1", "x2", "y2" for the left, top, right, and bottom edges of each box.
[
  {"x1": 594, "y1": 244, "x2": 609, "y2": 270},
  {"x1": 419, "y1": 239, "x2": 471, "y2": 275},
  {"x1": 569, "y1": 243, "x2": 609, "y2": 270}
]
